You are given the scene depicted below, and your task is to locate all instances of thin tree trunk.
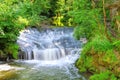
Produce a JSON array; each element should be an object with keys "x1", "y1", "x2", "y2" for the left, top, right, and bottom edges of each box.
[
  {"x1": 102, "y1": 0, "x2": 107, "y2": 31},
  {"x1": 102, "y1": 0, "x2": 111, "y2": 40},
  {"x1": 91, "y1": 0, "x2": 101, "y2": 29}
]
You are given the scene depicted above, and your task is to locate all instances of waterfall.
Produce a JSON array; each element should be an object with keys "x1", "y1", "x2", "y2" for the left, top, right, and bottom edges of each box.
[
  {"x1": 10, "y1": 28, "x2": 86, "y2": 80},
  {"x1": 17, "y1": 28, "x2": 81, "y2": 61}
]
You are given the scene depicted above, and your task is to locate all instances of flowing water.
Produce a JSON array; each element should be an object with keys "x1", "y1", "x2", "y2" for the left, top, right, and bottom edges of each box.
[{"x1": 8, "y1": 27, "x2": 86, "y2": 80}]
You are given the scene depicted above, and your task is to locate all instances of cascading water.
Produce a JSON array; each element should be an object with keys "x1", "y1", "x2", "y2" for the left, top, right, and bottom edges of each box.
[
  {"x1": 17, "y1": 28, "x2": 81, "y2": 60},
  {"x1": 10, "y1": 27, "x2": 86, "y2": 80}
]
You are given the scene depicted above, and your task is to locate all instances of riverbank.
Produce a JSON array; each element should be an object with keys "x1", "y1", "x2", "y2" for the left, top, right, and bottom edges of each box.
[{"x1": 76, "y1": 35, "x2": 120, "y2": 80}]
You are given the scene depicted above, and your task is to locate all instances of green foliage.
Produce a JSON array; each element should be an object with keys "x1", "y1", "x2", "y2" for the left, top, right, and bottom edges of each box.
[
  {"x1": 71, "y1": 0, "x2": 102, "y2": 39},
  {"x1": 113, "y1": 40, "x2": 120, "y2": 51},
  {"x1": 76, "y1": 56, "x2": 93, "y2": 72},
  {"x1": 50, "y1": 0, "x2": 74, "y2": 26},
  {"x1": 103, "y1": 49, "x2": 117, "y2": 64},
  {"x1": 83, "y1": 35, "x2": 113, "y2": 54},
  {"x1": 31, "y1": 0, "x2": 50, "y2": 24},
  {"x1": 76, "y1": 35, "x2": 119, "y2": 79},
  {"x1": 0, "y1": 50, "x2": 6, "y2": 59},
  {"x1": 0, "y1": 0, "x2": 27, "y2": 59},
  {"x1": 73, "y1": 0, "x2": 120, "y2": 79},
  {"x1": 0, "y1": 0, "x2": 50, "y2": 59},
  {"x1": 4, "y1": 43, "x2": 19, "y2": 59},
  {"x1": 49, "y1": 0, "x2": 64, "y2": 26},
  {"x1": 90, "y1": 71, "x2": 117, "y2": 80}
]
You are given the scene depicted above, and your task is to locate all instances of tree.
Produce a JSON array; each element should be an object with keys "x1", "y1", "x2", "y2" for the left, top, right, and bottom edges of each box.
[{"x1": 0, "y1": 0, "x2": 50, "y2": 60}]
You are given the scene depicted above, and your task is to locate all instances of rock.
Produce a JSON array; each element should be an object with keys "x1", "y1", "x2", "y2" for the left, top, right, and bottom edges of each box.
[
  {"x1": 0, "y1": 64, "x2": 25, "y2": 80},
  {"x1": 0, "y1": 64, "x2": 25, "y2": 71},
  {"x1": 0, "y1": 70, "x2": 17, "y2": 80},
  {"x1": 80, "y1": 38, "x2": 87, "y2": 44},
  {"x1": 0, "y1": 64, "x2": 14, "y2": 71}
]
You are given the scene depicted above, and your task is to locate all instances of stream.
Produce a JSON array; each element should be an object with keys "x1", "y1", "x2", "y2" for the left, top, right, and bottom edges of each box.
[{"x1": 1, "y1": 27, "x2": 86, "y2": 80}]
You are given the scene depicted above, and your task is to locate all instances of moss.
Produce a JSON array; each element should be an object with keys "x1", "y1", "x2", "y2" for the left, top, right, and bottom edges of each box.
[
  {"x1": 89, "y1": 71, "x2": 117, "y2": 80},
  {"x1": 0, "y1": 70, "x2": 18, "y2": 80},
  {"x1": 103, "y1": 49, "x2": 117, "y2": 64}
]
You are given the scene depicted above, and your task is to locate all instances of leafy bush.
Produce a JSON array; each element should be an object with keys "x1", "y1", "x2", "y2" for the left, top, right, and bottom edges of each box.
[
  {"x1": 0, "y1": 0, "x2": 50, "y2": 59},
  {"x1": 4, "y1": 43, "x2": 19, "y2": 59}
]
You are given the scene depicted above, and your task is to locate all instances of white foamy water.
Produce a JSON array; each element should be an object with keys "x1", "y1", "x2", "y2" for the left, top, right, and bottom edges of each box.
[
  {"x1": 15, "y1": 28, "x2": 86, "y2": 80},
  {"x1": 17, "y1": 28, "x2": 81, "y2": 61}
]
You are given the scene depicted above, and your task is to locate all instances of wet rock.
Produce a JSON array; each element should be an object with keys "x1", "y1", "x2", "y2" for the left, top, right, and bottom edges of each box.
[
  {"x1": 0, "y1": 70, "x2": 17, "y2": 80},
  {"x1": 0, "y1": 64, "x2": 25, "y2": 80},
  {"x1": 18, "y1": 50, "x2": 26, "y2": 59}
]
